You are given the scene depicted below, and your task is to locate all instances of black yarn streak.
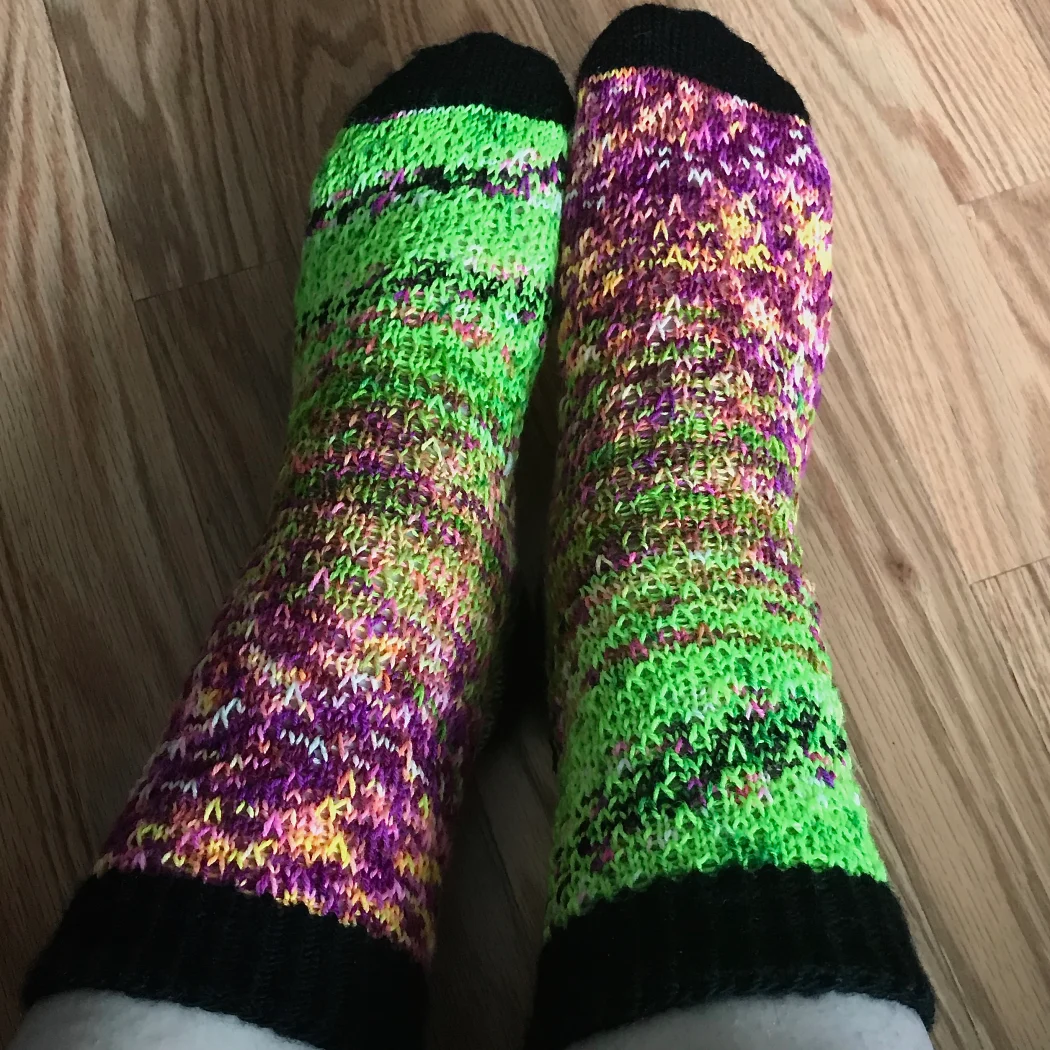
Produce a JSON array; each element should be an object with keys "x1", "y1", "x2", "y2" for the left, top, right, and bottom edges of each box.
[
  {"x1": 305, "y1": 162, "x2": 559, "y2": 234},
  {"x1": 297, "y1": 262, "x2": 549, "y2": 341},
  {"x1": 564, "y1": 707, "x2": 847, "y2": 866}
]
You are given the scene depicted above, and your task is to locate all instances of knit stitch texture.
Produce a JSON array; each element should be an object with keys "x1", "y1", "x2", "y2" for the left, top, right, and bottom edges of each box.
[
  {"x1": 544, "y1": 61, "x2": 882, "y2": 931},
  {"x1": 94, "y1": 102, "x2": 567, "y2": 962},
  {"x1": 529, "y1": 23, "x2": 933, "y2": 1040}
]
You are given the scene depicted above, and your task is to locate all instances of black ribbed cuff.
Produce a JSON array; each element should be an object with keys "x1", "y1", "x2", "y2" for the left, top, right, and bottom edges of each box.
[
  {"x1": 350, "y1": 33, "x2": 573, "y2": 127},
  {"x1": 24, "y1": 870, "x2": 426, "y2": 1050},
  {"x1": 527, "y1": 866, "x2": 935, "y2": 1050},
  {"x1": 579, "y1": 4, "x2": 808, "y2": 119}
]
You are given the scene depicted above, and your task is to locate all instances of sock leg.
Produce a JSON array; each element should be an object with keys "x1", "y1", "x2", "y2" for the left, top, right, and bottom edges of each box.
[
  {"x1": 528, "y1": 7, "x2": 934, "y2": 1048},
  {"x1": 23, "y1": 35, "x2": 571, "y2": 1050}
]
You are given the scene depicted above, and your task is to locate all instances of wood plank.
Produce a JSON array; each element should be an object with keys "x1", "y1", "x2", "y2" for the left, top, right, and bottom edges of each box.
[
  {"x1": 0, "y1": 521, "x2": 80, "y2": 1041},
  {"x1": 964, "y1": 176, "x2": 1050, "y2": 400},
  {"x1": 6, "y1": 1, "x2": 1050, "y2": 1047},
  {"x1": 228, "y1": 1, "x2": 390, "y2": 243},
  {"x1": 134, "y1": 258, "x2": 296, "y2": 587},
  {"x1": 973, "y1": 561, "x2": 1050, "y2": 757},
  {"x1": 798, "y1": 319, "x2": 1050, "y2": 1050},
  {"x1": 1012, "y1": 0, "x2": 1050, "y2": 72},
  {"x1": 44, "y1": 0, "x2": 286, "y2": 298},
  {"x1": 378, "y1": 0, "x2": 557, "y2": 64},
  {"x1": 873, "y1": 0, "x2": 1050, "y2": 201},
  {"x1": 0, "y1": 2, "x2": 222, "y2": 1039}
]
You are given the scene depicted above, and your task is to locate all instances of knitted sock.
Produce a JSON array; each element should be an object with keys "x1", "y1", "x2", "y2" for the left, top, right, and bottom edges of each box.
[
  {"x1": 528, "y1": 8, "x2": 934, "y2": 1049},
  {"x1": 26, "y1": 35, "x2": 571, "y2": 1050}
]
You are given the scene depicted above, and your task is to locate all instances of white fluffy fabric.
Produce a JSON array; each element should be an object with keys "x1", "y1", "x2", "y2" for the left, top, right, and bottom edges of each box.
[
  {"x1": 573, "y1": 993, "x2": 935, "y2": 1050},
  {"x1": 11, "y1": 990, "x2": 933, "y2": 1050},
  {"x1": 10, "y1": 992, "x2": 311, "y2": 1050}
]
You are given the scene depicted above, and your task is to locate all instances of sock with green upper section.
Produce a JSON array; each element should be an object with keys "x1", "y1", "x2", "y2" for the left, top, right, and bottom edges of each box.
[
  {"x1": 527, "y1": 7, "x2": 934, "y2": 1049},
  {"x1": 25, "y1": 34, "x2": 571, "y2": 1050}
]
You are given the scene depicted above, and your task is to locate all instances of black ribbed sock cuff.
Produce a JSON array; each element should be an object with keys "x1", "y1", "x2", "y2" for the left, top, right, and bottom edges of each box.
[
  {"x1": 527, "y1": 866, "x2": 936, "y2": 1050},
  {"x1": 351, "y1": 33, "x2": 573, "y2": 127},
  {"x1": 578, "y1": 4, "x2": 808, "y2": 119},
  {"x1": 24, "y1": 870, "x2": 426, "y2": 1050}
]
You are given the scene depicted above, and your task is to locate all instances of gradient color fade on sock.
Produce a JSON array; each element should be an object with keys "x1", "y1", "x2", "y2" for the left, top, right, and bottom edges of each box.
[
  {"x1": 546, "y1": 65, "x2": 881, "y2": 927},
  {"x1": 95, "y1": 102, "x2": 567, "y2": 962},
  {"x1": 529, "y1": 13, "x2": 932, "y2": 1047}
]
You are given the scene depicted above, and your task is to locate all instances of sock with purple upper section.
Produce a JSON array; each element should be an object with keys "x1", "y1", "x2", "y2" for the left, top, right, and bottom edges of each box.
[
  {"x1": 24, "y1": 33, "x2": 571, "y2": 1050},
  {"x1": 527, "y1": 7, "x2": 934, "y2": 1049}
]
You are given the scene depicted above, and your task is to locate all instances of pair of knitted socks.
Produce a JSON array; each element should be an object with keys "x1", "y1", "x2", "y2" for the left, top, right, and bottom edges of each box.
[{"x1": 24, "y1": 7, "x2": 934, "y2": 1049}]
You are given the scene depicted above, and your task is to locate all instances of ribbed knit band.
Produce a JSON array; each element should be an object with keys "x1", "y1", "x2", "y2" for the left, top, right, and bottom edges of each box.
[
  {"x1": 24, "y1": 33, "x2": 571, "y2": 1050},
  {"x1": 352, "y1": 33, "x2": 574, "y2": 127},
  {"x1": 24, "y1": 871, "x2": 425, "y2": 1049},
  {"x1": 579, "y1": 4, "x2": 808, "y2": 118},
  {"x1": 528, "y1": 867, "x2": 935, "y2": 1050}
]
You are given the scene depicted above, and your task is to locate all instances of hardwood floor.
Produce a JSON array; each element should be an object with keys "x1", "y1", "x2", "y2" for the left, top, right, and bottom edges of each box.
[{"x1": 2, "y1": 1, "x2": 1050, "y2": 1047}]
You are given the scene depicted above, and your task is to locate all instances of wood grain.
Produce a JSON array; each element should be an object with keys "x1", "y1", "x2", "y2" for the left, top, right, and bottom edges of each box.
[
  {"x1": 5, "y1": 1, "x2": 1050, "y2": 1048},
  {"x1": 1012, "y1": 0, "x2": 1050, "y2": 71},
  {"x1": 134, "y1": 258, "x2": 296, "y2": 587},
  {"x1": 378, "y1": 0, "x2": 556, "y2": 65},
  {"x1": 226, "y1": 1, "x2": 391, "y2": 243},
  {"x1": 973, "y1": 560, "x2": 1050, "y2": 757},
  {"x1": 0, "y1": 1, "x2": 222, "y2": 1038},
  {"x1": 44, "y1": 0, "x2": 286, "y2": 298},
  {"x1": 878, "y1": 0, "x2": 1050, "y2": 202},
  {"x1": 965, "y1": 178, "x2": 1050, "y2": 378}
]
